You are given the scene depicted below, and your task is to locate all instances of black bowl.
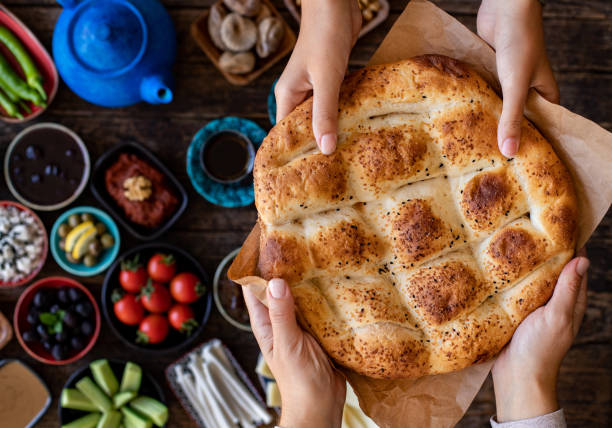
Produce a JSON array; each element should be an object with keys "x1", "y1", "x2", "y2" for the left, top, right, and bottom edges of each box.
[
  {"x1": 58, "y1": 359, "x2": 165, "y2": 426},
  {"x1": 102, "y1": 243, "x2": 213, "y2": 354},
  {"x1": 90, "y1": 141, "x2": 188, "y2": 241}
]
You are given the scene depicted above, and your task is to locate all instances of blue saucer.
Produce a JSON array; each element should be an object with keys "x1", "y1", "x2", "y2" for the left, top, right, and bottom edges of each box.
[
  {"x1": 267, "y1": 79, "x2": 278, "y2": 126},
  {"x1": 187, "y1": 117, "x2": 267, "y2": 208}
]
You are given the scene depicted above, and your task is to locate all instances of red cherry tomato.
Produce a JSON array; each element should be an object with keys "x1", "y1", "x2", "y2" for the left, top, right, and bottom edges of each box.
[
  {"x1": 140, "y1": 280, "x2": 172, "y2": 313},
  {"x1": 168, "y1": 304, "x2": 197, "y2": 334},
  {"x1": 147, "y1": 253, "x2": 177, "y2": 283},
  {"x1": 119, "y1": 255, "x2": 148, "y2": 293},
  {"x1": 170, "y1": 272, "x2": 205, "y2": 304},
  {"x1": 112, "y1": 292, "x2": 145, "y2": 326},
  {"x1": 136, "y1": 314, "x2": 169, "y2": 344}
]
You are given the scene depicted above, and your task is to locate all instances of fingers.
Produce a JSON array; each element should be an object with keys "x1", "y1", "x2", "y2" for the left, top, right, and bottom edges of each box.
[
  {"x1": 532, "y1": 59, "x2": 560, "y2": 104},
  {"x1": 242, "y1": 286, "x2": 273, "y2": 356},
  {"x1": 267, "y1": 278, "x2": 302, "y2": 352},
  {"x1": 275, "y1": 76, "x2": 309, "y2": 124},
  {"x1": 312, "y1": 73, "x2": 342, "y2": 155},
  {"x1": 547, "y1": 256, "x2": 590, "y2": 324},
  {"x1": 572, "y1": 248, "x2": 588, "y2": 336}
]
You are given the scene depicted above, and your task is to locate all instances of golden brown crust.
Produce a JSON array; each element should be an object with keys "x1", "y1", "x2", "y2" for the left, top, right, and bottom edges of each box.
[{"x1": 254, "y1": 55, "x2": 577, "y2": 379}]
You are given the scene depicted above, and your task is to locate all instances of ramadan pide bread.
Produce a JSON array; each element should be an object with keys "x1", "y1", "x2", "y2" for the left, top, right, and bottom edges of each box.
[{"x1": 254, "y1": 55, "x2": 577, "y2": 379}]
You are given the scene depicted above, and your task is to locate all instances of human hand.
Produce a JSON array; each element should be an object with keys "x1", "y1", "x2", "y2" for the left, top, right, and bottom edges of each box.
[
  {"x1": 243, "y1": 279, "x2": 346, "y2": 428},
  {"x1": 477, "y1": 0, "x2": 559, "y2": 157},
  {"x1": 275, "y1": 0, "x2": 361, "y2": 154},
  {"x1": 492, "y1": 249, "x2": 589, "y2": 422}
]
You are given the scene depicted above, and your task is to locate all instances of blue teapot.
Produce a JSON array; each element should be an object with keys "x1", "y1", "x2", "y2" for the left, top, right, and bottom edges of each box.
[{"x1": 52, "y1": 0, "x2": 176, "y2": 107}]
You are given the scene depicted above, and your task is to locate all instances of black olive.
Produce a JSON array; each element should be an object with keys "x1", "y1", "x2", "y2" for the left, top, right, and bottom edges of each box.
[
  {"x1": 71, "y1": 336, "x2": 85, "y2": 351},
  {"x1": 55, "y1": 331, "x2": 68, "y2": 343},
  {"x1": 33, "y1": 290, "x2": 49, "y2": 308},
  {"x1": 36, "y1": 324, "x2": 50, "y2": 341},
  {"x1": 75, "y1": 302, "x2": 93, "y2": 318},
  {"x1": 25, "y1": 145, "x2": 41, "y2": 160},
  {"x1": 22, "y1": 330, "x2": 38, "y2": 343},
  {"x1": 63, "y1": 310, "x2": 77, "y2": 328},
  {"x1": 26, "y1": 308, "x2": 39, "y2": 325},
  {"x1": 81, "y1": 320, "x2": 94, "y2": 337},
  {"x1": 42, "y1": 338, "x2": 54, "y2": 351},
  {"x1": 68, "y1": 288, "x2": 84, "y2": 302},
  {"x1": 51, "y1": 344, "x2": 67, "y2": 361},
  {"x1": 57, "y1": 287, "x2": 70, "y2": 304},
  {"x1": 50, "y1": 303, "x2": 61, "y2": 314}
]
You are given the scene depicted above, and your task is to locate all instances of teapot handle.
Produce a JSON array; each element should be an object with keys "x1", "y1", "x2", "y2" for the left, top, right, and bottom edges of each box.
[
  {"x1": 57, "y1": 0, "x2": 81, "y2": 8},
  {"x1": 140, "y1": 74, "x2": 174, "y2": 105}
]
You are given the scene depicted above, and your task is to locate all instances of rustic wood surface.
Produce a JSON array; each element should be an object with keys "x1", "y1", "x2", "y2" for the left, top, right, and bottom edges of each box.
[{"x1": 0, "y1": 1, "x2": 610, "y2": 427}]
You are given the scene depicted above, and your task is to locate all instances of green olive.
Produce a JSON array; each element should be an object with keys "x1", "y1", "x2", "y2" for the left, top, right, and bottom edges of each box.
[
  {"x1": 68, "y1": 214, "x2": 81, "y2": 228},
  {"x1": 66, "y1": 252, "x2": 80, "y2": 264},
  {"x1": 95, "y1": 222, "x2": 106, "y2": 235},
  {"x1": 83, "y1": 254, "x2": 97, "y2": 267},
  {"x1": 59, "y1": 239, "x2": 66, "y2": 251},
  {"x1": 88, "y1": 240, "x2": 102, "y2": 257},
  {"x1": 58, "y1": 223, "x2": 71, "y2": 238},
  {"x1": 81, "y1": 213, "x2": 94, "y2": 223},
  {"x1": 100, "y1": 234, "x2": 114, "y2": 249}
]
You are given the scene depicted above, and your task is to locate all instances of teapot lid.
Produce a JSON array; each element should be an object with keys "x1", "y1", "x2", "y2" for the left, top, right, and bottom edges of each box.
[{"x1": 69, "y1": 0, "x2": 147, "y2": 75}]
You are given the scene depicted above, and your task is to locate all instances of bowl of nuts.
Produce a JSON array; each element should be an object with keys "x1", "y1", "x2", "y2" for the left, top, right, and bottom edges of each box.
[
  {"x1": 50, "y1": 206, "x2": 120, "y2": 277},
  {"x1": 191, "y1": 0, "x2": 296, "y2": 85},
  {"x1": 284, "y1": 0, "x2": 389, "y2": 39}
]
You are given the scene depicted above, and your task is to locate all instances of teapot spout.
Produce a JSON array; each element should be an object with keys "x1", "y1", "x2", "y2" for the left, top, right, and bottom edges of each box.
[
  {"x1": 57, "y1": 0, "x2": 81, "y2": 8},
  {"x1": 140, "y1": 74, "x2": 173, "y2": 105}
]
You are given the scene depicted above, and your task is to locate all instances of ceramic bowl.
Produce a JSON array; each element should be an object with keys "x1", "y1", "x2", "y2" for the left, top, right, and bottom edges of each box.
[
  {"x1": 59, "y1": 359, "x2": 166, "y2": 427},
  {"x1": 50, "y1": 206, "x2": 121, "y2": 277},
  {"x1": 14, "y1": 277, "x2": 101, "y2": 365},
  {"x1": 213, "y1": 248, "x2": 251, "y2": 332},
  {"x1": 0, "y1": 5, "x2": 59, "y2": 122},
  {"x1": 0, "y1": 200, "x2": 48, "y2": 288},
  {"x1": 102, "y1": 243, "x2": 213, "y2": 355},
  {"x1": 4, "y1": 123, "x2": 90, "y2": 211}
]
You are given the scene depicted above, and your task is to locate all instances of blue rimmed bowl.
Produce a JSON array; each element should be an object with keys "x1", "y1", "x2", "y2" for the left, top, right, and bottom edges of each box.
[{"x1": 50, "y1": 206, "x2": 120, "y2": 276}]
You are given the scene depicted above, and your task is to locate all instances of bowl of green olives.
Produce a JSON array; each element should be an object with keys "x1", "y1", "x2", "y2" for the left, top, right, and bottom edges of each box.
[{"x1": 50, "y1": 206, "x2": 120, "y2": 276}]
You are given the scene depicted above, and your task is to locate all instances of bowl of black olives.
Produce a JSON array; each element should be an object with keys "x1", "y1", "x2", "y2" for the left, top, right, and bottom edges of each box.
[
  {"x1": 14, "y1": 276, "x2": 101, "y2": 364},
  {"x1": 50, "y1": 206, "x2": 120, "y2": 276}
]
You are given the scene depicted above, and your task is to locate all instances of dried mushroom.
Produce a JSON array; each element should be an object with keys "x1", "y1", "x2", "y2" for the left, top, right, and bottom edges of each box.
[
  {"x1": 255, "y1": 4, "x2": 272, "y2": 25},
  {"x1": 219, "y1": 51, "x2": 256, "y2": 74},
  {"x1": 220, "y1": 13, "x2": 258, "y2": 52},
  {"x1": 223, "y1": 0, "x2": 261, "y2": 17},
  {"x1": 256, "y1": 17, "x2": 284, "y2": 58},
  {"x1": 208, "y1": 2, "x2": 228, "y2": 50}
]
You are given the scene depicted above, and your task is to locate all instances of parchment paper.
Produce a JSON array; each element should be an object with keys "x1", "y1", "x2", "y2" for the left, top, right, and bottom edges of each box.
[{"x1": 228, "y1": 1, "x2": 612, "y2": 427}]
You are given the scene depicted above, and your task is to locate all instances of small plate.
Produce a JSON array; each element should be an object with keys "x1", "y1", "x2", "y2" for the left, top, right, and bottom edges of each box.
[
  {"x1": 50, "y1": 206, "x2": 121, "y2": 277},
  {"x1": 90, "y1": 141, "x2": 188, "y2": 241},
  {"x1": 187, "y1": 117, "x2": 266, "y2": 208},
  {"x1": 59, "y1": 359, "x2": 166, "y2": 427},
  {"x1": 0, "y1": 5, "x2": 58, "y2": 122},
  {"x1": 267, "y1": 78, "x2": 278, "y2": 126},
  {"x1": 213, "y1": 248, "x2": 251, "y2": 332}
]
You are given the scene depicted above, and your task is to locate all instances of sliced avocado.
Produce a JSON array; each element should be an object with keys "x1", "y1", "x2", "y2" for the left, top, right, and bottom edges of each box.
[
  {"x1": 76, "y1": 376, "x2": 112, "y2": 412},
  {"x1": 121, "y1": 406, "x2": 152, "y2": 428},
  {"x1": 119, "y1": 362, "x2": 142, "y2": 393},
  {"x1": 61, "y1": 388, "x2": 98, "y2": 412},
  {"x1": 96, "y1": 410, "x2": 122, "y2": 428},
  {"x1": 61, "y1": 412, "x2": 101, "y2": 428},
  {"x1": 130, "y1": 397, "x2": 168, "y2": 427},
  {"x1": 91, "y1": 359, "x2": 119, "y2": 397},
  {"x1": 113, "y1": 391, "x2": 137, "y2": 408}
]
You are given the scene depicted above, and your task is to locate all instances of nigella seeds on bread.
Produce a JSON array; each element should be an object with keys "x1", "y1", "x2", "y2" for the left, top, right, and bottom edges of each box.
[{"x1": 253, "y1": 55, "x2": 577, "y2": 379}]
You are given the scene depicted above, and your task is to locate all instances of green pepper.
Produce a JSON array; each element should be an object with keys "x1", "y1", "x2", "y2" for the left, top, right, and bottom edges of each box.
[
  {"x1": 0, "y1": 87, "x2": 23, "y2": 119},
  {"x1": 0, "y1": 51, "x2": 45, "y2": 106},
  {"x1": 0, "y1": 26, "x2": 46, "y2": 100}
]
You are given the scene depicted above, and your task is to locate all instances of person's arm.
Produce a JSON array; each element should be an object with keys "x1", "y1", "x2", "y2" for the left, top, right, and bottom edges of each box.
[
  {"x1": 491, "y1": 250, "x2": 589, "y2": 426},
  {"x1": 243, "y1": 279, "x2": 346, "y2": 428}
]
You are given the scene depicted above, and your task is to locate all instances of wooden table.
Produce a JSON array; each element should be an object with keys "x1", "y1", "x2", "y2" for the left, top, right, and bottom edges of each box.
[{"x1": 0, "y1": 1, "x2": 610, "y2": 427}]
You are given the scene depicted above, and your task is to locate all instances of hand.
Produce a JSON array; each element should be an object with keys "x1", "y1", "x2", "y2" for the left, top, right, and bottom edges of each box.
[
  {"x1": 492, "y1": 249, "x2": 589, "y2": 422},
  {"x1": 275, "y1": 0, "x2": 361, "y2": 154},
  {"x1": 477, "y1": 0, "x2": 559, "y2": 157},
  {"x1": 243, "y1": 279, "x2": 346, "y2": 428}
]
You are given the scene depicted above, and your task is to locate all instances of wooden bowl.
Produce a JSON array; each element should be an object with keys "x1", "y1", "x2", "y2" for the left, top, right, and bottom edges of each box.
[{"x1": 191, "y1": 0, "x2": 296, "y2": 86}]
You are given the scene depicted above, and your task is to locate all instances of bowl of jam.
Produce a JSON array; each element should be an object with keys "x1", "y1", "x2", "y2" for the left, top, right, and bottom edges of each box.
[
  {"x1": 213, "y1": 248, "x2": 251, "y2": 331},
  {"x1": 4, "y1": 123, "x2": 90, "y2": 211}
]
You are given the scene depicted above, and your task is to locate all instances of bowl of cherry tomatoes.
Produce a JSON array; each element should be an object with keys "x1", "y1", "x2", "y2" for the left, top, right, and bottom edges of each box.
[{"x1": 101, "y1": 243, "x2": 212, "y2": 354}]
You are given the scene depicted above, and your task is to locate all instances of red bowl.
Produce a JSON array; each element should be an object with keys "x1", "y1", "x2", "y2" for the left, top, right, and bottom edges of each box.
[
  {"x1": 0, "y1": 200, "x2": 48, "y2": 288},
  {"x1": 14, "y1": 277, "x2": 101, "y2": 365},
  {"x1": 0, "y1": 5, "x2": 58, "y2": 123}
]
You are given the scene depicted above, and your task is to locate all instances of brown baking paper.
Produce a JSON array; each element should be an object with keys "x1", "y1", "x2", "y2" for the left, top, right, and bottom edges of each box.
[{"x1": 228, "y1": 1, "x2": 612, "y2": 427}]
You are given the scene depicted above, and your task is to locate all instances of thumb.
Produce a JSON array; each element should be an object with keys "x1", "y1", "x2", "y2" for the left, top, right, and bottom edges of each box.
[
  {"x1": 497, "y1": 69, "x2": 530, "y2": 158},
  {"x1": 312, "y1": 74, "x2": 341, "y2": 155},
  {"x1": 267, "y1": 278, "x2": 302, "y2": 352},
  {"x1": 547, "y1": 256, "x2": 590, "y2": 323}
]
